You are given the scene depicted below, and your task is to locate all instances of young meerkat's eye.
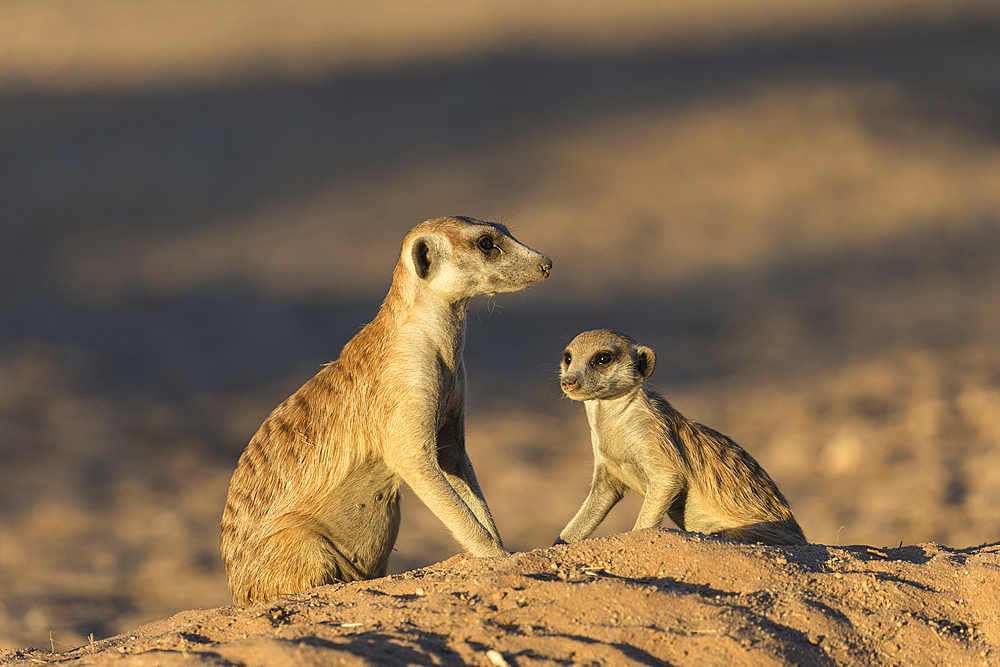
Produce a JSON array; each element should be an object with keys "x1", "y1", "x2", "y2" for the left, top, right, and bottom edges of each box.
[
  {"x1": 593, "y1": 352, "x2": 614, "y2": 366},
  {"x1": 563, "y1": 351, "x2": 572, "y2": 366},
  {"x1": 477, "y1": 236, "x2": 495, "y2": 254}
]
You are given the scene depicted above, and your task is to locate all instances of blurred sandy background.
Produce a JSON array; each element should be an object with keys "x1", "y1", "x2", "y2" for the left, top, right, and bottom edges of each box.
[{"x1": 2, "y1": 0, "x2": 1000, "y2": 651}]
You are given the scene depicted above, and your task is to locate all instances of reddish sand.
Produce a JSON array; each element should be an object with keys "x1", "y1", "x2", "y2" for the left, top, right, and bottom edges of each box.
[{"x1": 3, "y1": 530, "x2": 997, "y2": 666}]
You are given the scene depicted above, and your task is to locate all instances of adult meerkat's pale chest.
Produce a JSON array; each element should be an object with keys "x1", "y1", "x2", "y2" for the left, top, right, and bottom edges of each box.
[
  {"x1": 221, "y1": 216, "x2": 551, "y2": 604},
  {"x1": 556, "y1": 329, "x2": 806, "y2": 547}
]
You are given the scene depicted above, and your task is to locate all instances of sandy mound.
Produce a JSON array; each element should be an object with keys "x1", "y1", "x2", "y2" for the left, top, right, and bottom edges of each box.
[{"x1": 3, "y1": 530, "x2": 996, "y2": 666}]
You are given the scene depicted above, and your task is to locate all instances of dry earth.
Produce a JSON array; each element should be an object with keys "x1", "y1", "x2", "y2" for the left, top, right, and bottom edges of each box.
[
  {"x1": 2, "y1": 0, "x2": 1000, "y2": 664},
  {"x1": 2, "y1": 531, "x2": 998, "y2": 666}
]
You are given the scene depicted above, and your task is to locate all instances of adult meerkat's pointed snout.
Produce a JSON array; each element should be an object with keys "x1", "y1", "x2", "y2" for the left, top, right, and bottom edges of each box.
[{"x1": 408, "y1": 216, "x2": 551, "y2": 298}]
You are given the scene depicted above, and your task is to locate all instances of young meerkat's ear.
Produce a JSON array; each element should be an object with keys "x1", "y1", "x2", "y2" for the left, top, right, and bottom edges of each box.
[
  {"x1": 410, "y1": 234, "x2": 449, "y2": 279},
  {"x1": 635, "y1": 345, "x2": 656, "y2": 381}
]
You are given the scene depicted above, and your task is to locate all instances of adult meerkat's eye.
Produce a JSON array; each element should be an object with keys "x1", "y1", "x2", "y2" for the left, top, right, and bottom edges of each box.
[
  {"x1": 563, "y1": 351, "x2": 572, "y2": 365},
  {"x1": 593, "y1": 352, "x2": 613, "y2": 366},
  {"x1": 477, "y1": 236, "x2": 495, "y2": 253}
]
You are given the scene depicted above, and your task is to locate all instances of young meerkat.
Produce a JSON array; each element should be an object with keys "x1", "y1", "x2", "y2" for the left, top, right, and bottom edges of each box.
[
  {"x1": 555, "y1": 329, "x2": 806, "y2": 547},
  {"x1": 221, "y1": 216, "x2": 551, "y2": 604}
]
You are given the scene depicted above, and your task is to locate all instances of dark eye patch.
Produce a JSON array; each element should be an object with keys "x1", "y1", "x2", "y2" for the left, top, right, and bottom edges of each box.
[
  {"x1": 563, "y1": 351, "x2": 572, "y2": 366},
  {"x1": 592, "y1": 351, "x2": 614, "y2": 366},
  {"x1": 477, "y1": 236, "x2": 495, "y2": 254}
]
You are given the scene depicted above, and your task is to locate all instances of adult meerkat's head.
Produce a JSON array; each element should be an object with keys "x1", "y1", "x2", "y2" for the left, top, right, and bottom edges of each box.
[
  {"x1": 559, "y1": 329, "x2": 656, "y2": 401},
  {"x1": 402, "y1": 216, "x2": 551, "y2": 299}
]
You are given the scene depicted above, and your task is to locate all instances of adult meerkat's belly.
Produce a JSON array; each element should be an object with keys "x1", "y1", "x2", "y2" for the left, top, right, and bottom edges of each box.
[{"x1": 320, "y1": 460, "x2": 402, "y2": 579}]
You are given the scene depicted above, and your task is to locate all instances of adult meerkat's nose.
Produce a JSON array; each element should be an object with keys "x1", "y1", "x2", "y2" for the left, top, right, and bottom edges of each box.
[
  {"x1": 560, "y1": 376, "x2": 578, "y2": 391},
  {"x1": 540, "y1": 257, "x2": 552, "y2": 278}
]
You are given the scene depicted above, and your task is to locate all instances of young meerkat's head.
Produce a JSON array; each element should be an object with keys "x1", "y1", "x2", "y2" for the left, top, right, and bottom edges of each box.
[
  {"x1": 402, "y1": 216, "x2": 551, "y2": 299},
  {"x1": 559, "y1": 329, "x2": 656, "y2": 401}
]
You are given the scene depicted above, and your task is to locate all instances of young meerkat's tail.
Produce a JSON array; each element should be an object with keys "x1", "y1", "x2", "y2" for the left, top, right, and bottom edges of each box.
[{"x1": 712, "y1": 520, "x2": 807, "y2": 546}]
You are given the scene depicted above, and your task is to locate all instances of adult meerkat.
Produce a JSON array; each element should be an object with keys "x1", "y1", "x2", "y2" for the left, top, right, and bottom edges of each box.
[
  {"x1": 221, "y1": 216, "x2": 551, "y2": 604},
  {"x1": 555, "y1": 329, "x2": 805, "y2": 547}
]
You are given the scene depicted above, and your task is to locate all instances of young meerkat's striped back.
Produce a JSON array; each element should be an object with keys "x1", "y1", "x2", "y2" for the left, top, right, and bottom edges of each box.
[{"x1": 555, "y1": 329, "x2": 805, "y2": 547}]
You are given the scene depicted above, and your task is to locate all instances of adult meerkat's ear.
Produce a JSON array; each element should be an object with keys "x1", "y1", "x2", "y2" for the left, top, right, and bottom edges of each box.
[
  {"x1": 410, "y1": 234, "x2": 449, "y2": 280},
  {"x1": 635, "y1": 345, "x2": 656, "y2": 381}
]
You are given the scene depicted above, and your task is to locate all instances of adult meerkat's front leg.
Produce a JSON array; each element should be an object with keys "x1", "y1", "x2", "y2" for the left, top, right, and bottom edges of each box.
[
  {"x1": 441, "y1": 456, "x2": 502, "y2": 545},
  {"x1": 403, "y1": 457, "x2": 509, "y2": 557},
  {"x1": 436, "y1": 405, "x2": 503, "y2": 545},
  {"x1": 388, "y1": 415, "x2": 508, "y2": 557}
]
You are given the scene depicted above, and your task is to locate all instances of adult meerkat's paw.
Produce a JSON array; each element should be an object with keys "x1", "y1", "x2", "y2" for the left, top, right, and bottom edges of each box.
[{"x1": 473, "y1": 544, "x2": 511, "y2": 558}]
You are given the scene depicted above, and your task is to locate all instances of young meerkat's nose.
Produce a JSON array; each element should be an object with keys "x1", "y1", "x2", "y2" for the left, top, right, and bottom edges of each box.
[{"x1": 561, "y1": 377, "x2": 578, "y2": 391}]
